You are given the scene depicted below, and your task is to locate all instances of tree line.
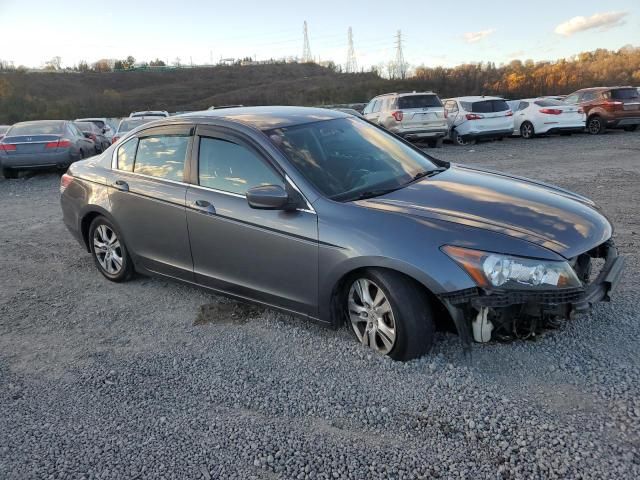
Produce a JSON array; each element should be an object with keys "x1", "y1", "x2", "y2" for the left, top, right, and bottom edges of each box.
[{"x1": 0, "y1": 46, "x2": 638, "y2": 124}]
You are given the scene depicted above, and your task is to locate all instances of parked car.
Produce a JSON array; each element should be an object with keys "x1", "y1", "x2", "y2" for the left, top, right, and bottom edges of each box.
[
  {"x1": 0, "y1": 120, "x2": 94, "y2": 178},
  {"x1": 564, "y1": 86, "x2": 640, "y2": 134},
  {"x1": 60, "y1": 107, "x2": 623, "y2": 360},
  {"x1": 443, "y1": 96, "x2": 514, "y2": 146},
  {"x1": 129, "y1": 110, "x2": 169, "y2": 118},
  {"x1": 0, "y1": 125, "x2": 10, "y2": 141},
  {"x1": 510, "y1": 98, "x2": 586, "y2": 138},
  {"x1": 362, "y1": 92, "x2": 448, "y2": 148},
  {"x1": 74, "y1": 121, "x2": 111, "y2": 153},
  {"x1": 112, "y1": 117, "x2": 156, "y2": 144},
  {"x1": 75, "y1": 118, "x2": 115, "y2": 140}
]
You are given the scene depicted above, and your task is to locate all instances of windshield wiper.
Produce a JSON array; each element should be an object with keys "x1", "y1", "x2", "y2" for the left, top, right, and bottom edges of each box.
[
  {"x1": 352, "y1": 187, "x2": 403, "y2": 200},
  {"x1": 408, "y1": 167, "x2": 447, "y2": 184}
]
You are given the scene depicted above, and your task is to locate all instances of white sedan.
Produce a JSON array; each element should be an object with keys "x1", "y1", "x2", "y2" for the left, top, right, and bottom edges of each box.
[{"x1": 511, "y1": 98, "x2": 585, "y2": 138}]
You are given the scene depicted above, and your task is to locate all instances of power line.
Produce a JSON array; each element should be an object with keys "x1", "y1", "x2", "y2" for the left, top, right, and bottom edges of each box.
[
  {"x1": 302, "y1": 21, "x2": 312, "y2": 63},
  {"x1": 392, "y1": 30, "x2": 407, "y2": 79},
  {"x1": 346, "y1": 27, "x2": 357, "y2": 73}
]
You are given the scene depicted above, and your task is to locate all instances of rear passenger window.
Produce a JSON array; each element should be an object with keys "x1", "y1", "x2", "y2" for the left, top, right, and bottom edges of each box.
[
  {"x1": 371, "y1": 100, "x2": 382, "y2": 113},
  {"x1": 117, "y1": 138, "x2": 138, "y2": 172},
  {"x1": 518, "y1": 101, "x2": 529, "y2": 110},
  {"x1": 198, "y1": 137, "x2": 283, "y2": 195},
  {"x1": 133, "y1": 135, "x2": 188, "y2": 181}
]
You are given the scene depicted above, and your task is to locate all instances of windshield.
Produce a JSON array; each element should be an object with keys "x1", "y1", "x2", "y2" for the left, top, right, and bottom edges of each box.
[
  {"x1": 268, "y1": 117, "x2": 440, "y2": 201},
  {"x1": 117, "y1": 118, "x2": 153, "y2": 133},
  {"x1": 8, "y1": 121, "x2": 64, "y2": 136}
]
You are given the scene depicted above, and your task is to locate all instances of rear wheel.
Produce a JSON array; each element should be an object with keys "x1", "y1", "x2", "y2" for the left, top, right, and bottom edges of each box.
[
  {"x1": 452, "y1": 130, "x2": 473, "y2": 146},
  {"x1": 587, "y1": 116, "x2": 605, "y2": 135},
  {"x1": 623, "y1": 125, "x2": 638, "y2": 132},
  {"x1": 88, "y1": 216, "x2": 133, "y2": 282},
  {"x1": 520, "y1": 121, "x2": 535, "y2": 139},
  {"x1": 345, "y1": 269, "x2": 435, "y2": 361},
  {"x1": 2, "y1": 168, "x2": 18, "y2": 179}
]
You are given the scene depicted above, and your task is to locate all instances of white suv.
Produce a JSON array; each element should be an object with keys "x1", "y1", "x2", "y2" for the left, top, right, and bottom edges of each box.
[
  {"x1": 362, "y1": 92, "x2": 448, "y2": 147},
  {"x1": 443, "y1": 96, "x2": 514, "y2": 146}
]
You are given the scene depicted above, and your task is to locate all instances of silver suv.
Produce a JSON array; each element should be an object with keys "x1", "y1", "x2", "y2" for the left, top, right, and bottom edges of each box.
[{"x1": 363, "y1": 92, "x2": 448, "y2": 147}]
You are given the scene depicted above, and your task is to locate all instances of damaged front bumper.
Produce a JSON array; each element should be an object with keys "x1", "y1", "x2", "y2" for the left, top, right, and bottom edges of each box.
[{"x1": 439, "y1": 240, "x2": 625, "y2": 345}]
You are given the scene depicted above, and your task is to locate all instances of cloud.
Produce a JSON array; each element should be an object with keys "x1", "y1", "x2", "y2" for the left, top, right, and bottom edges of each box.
[
  {"x1": 463, "y1": 29, "x2": 495, "y2": 44},
  {"x1": 554, "y1": 11, "x2": 628, "y2": 36}
]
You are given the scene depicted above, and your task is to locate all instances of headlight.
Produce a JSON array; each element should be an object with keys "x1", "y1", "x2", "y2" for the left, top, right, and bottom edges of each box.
[{"x1": 442, "y1": 245, "x2": 582, "y2": 289}]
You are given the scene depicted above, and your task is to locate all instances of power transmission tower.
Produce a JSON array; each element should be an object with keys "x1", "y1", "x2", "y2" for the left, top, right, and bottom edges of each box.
[
  {"x1": 302, "y1": 21, "x2": 312, "y2": 63},
  {"x1": 346, "y1": 27, "x2": 357, "y2": 73},
  {"x1": 393, "y1": 30, "x2": 407, "y2": 79}
]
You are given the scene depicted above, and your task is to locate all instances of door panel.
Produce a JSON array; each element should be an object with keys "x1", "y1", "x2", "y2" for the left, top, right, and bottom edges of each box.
[
  {"x1": 185, "y1": 128, "x2": 319, "y2": 316},
  {"x1": 110, "y1": 173, "x2": 193, "y2": 280},
  {"x1": 186, "y1": 187, "x2": 318, "y2": 314}
]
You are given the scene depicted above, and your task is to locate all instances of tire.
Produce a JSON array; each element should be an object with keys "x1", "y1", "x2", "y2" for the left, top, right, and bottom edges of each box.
[
  {"x1": 427, "y1": 138, "x2": 443, "y2": 148},
  {"x1": 344, "y1": 269, "x2": 435, "y2": 361},
  {"x1": 623, "y1": 125, "x2": 638, "y2": 132},
  {"x1": 2, "y1": 168, "x2": 18, "y2": 179},
  {"x1": 587, "y1": 116, "x2": 605, "y2": 135},
  {"x1": 88, "y1": 216, "x2": 133, "y2": 282},
  {"x1": 452, "y1": 130, "x2": 473, "y2": 146},
  {"x1": 520, "y1": 121, "x2": 535, "y2": 139}
]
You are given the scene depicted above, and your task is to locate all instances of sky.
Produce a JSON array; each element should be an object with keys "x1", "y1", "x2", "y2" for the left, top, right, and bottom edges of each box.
[{"x1": 0, "y1": 0, "x2": 639, "y2": 69}]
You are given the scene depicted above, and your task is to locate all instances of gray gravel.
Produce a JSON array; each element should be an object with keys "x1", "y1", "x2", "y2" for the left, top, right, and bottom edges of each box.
[{"x1": 1, "y1": 131, "x2": 639, "y2": 479}]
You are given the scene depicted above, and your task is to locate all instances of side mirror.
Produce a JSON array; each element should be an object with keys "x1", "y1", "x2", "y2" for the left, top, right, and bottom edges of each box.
[{"x1": 246, "y1": 185, "x2": 291, "y2": 210}]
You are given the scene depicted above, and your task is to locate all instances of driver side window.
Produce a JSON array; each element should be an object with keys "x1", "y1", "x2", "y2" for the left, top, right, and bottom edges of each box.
[{"x1": 198, "y1": 137, "x2": 284, "y2": 195}]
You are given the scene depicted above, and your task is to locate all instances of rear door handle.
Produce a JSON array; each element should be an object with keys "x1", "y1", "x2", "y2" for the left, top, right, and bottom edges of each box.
[
  {"x1": 112, "y1": 180, "x2": 129, "y2": 192},
  {"x1": 192, "y1": 199, "x2": 216, "y2": 215}
]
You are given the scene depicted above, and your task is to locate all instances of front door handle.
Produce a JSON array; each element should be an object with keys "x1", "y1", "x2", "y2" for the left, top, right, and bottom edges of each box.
[
  {"x1": 112, "y1": 180, "x2": 129, "y2": 192},
  {"x1": 192, "y1": 199, "x2": 216, "y2": 215}
]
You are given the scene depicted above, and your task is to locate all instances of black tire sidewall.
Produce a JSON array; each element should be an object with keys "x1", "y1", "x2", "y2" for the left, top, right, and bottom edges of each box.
[
  {"x1": 88, "y1": 216, "x2": 132, "y2": 282},
  {"x1": 344, "y1": 269, "x2": 435, "y2": 361},
  {"x1": 588, "y1": 116, "x2": 603, "y2": 135}
]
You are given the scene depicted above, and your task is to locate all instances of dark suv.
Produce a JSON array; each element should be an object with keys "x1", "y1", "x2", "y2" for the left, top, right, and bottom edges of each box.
[{"x1": 564, "y1": 86, "x2": 640, "y2": 134}]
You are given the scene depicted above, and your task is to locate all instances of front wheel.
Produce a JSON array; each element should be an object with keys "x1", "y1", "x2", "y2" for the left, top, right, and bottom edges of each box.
[
  {"x1": 587, "y1": 116, "x2": 605, "y2": 135},
  {"x1": 345, "y1": 269, "x2": 435, "y2": 361},
  {"x1": 88, "y1": 216, "x2": 133, "y2": 282},
  {"x1": 520, "y1": 121, "x2": 535, "y2": 139}
]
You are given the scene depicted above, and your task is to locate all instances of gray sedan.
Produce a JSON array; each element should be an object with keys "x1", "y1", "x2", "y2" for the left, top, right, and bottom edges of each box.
[
  {"x1": 1, "y1": 120, "x2": 94, "y2": 178},
  {"x1": 60, "y1": 107, "x2": 623, "y2": 360}
]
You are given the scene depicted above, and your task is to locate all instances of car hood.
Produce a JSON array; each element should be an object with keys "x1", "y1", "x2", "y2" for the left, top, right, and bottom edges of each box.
[{"x1": 356, "y1": 165, "x2": 612, "y2": 258}]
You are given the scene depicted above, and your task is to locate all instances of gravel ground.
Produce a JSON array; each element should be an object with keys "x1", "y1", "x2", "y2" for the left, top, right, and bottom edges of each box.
[{"x1": 1, "y1": 131, "x2": 639, "y2": 479}]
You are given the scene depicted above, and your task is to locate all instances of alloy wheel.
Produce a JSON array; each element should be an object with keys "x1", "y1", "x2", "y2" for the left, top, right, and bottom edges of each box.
[
  {"x1": 588, "y1": 118, "x2": 601, "y2": 134},
  {"x1": 348, "y1": 278, "x2": 397, "y2": 355},
  {"x1": 521, "y1": 122, "x2": 534, "y2": 139},
  {"x1": 93, "y1": 224, "x2": 123, "y2": 275}
]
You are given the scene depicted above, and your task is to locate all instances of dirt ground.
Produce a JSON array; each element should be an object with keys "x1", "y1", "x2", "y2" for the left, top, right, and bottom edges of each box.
[{"x1": 0, "y1": 130, "x2": 639, "y2": 479}]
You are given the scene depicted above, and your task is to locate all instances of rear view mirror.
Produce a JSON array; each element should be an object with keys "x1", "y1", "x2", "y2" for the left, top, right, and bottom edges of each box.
[{"x1": 246, "y1": 185, "x2": 290, "y2": 210}]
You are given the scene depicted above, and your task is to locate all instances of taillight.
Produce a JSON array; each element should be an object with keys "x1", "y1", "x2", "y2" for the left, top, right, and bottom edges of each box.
[
  {"x1": 603, "y1": 100, "x2": 623, "y2": 106},
  {"x1": 391, "y1": 111, "x2": 403, "y2": 122},
  {"x1": 60, "y1": 173, "x2": 74, "y2": 193},
  {"x1": 539, "y1": 108, "x2": 562, "y2": 115},
  {"x1": 505, "y1": 110, "x2": 513, "y2": 117},
  {"x1": 465, "y1": 113, "x2": 483, "y2": 120},
  {"x1": 46, "y1": 139, "x2": 72, "y2": 149},
  {"x1": 0, "y1": 143, "x2": 16, "y2": 152}
]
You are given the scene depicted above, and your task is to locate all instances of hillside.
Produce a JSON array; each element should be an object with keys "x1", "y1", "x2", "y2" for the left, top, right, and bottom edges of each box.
[{"x1": 0, "y1": 46, "x2": 638, "y2": 123}]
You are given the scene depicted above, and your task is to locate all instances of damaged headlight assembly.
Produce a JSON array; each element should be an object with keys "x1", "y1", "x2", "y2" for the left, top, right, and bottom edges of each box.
[{"x1": 442, "y1": 245, "x2": 582, "y2": 290}]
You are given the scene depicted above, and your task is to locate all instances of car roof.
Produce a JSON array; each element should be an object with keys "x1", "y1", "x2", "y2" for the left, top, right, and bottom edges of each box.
[
  {"x1": 75, "y1": 117, "x2": 106, "y2": 121},
  {"x1": 178, "y1": 106, "x2": 349, "y2": 130},
  {"x1": 447, "y1": 96, "x2": 504, "y2": 102},
  {"x1": 11, "y1": 120, "x2": 66, "y2": 126}
]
